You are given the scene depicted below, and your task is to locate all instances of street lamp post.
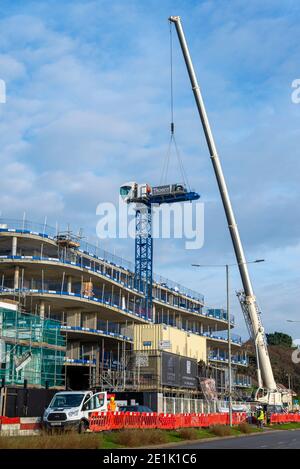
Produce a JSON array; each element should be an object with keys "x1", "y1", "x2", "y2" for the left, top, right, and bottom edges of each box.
[
  {"x1": 192, "y1": 259, "x2": 265, "y2": 427},
  {"x1": 226, "y1": 264, "x2": 232, "y2": 427}
]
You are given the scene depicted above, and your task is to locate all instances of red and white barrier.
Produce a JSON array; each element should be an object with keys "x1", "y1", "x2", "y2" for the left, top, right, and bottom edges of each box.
[
  {"x1": 0, "y1": 417, "x2": 41, "y2": 436},
  {"x1": 0, "y1": 411, "x2": 251, "y2": 435},
  {"x1": 88, "y1": 411, "x2": 247, "y2": 432},
  {"x1": 270, "y1": 413, "x2": 300, "y2": 425}
]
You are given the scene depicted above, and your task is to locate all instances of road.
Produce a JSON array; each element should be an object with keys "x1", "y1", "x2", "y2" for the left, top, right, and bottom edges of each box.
[{"x1": 173, "y1": 429, "x2": 300, "y2": 449}]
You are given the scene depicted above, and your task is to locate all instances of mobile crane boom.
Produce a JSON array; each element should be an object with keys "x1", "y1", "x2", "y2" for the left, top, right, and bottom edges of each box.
[{"x1": 169, "y1": 15, "x2": 283, "y2": 404}]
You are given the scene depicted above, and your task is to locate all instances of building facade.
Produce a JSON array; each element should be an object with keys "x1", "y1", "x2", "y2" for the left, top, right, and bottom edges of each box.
[{"x1": 0, "y1": 218, "x2": 251, "y2": 402}]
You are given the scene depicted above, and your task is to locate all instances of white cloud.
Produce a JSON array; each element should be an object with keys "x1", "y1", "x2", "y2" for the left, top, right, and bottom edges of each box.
[{"x1": 0, "y1": 1, "x2": 299, "y2": 338}]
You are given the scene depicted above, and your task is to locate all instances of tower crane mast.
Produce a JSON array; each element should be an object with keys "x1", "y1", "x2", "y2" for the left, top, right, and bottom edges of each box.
[
  {"x1": 120, "y1": 182, "x2": 200, "y2": 321},
  {"x1": 169, "y1": 15, "x2": 286, "y2": 405}
]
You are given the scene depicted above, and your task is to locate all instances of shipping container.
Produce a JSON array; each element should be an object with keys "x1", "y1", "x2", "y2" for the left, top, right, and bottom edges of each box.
[{"x1": 130, "y1": 323, "x2": 207, "y2": 362}]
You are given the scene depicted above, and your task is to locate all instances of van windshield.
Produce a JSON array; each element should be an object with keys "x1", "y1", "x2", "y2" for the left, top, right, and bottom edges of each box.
[{"x1": 50, "y1": 393, "x2": 85, "y2": 408}]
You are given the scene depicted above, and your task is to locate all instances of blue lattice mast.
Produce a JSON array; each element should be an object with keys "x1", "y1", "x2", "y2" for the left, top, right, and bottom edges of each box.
[
  {"x1": 134, "y1": 204, "x2": 153, "y2": 320},
  {"x1": 120, "y1": 182, "x2": 200, "y2": 322}
]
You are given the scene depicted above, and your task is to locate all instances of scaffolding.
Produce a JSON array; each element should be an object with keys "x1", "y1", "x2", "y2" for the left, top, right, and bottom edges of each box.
[{"x1": 0, "y1": 303, "x2": 66, "y2": 388}]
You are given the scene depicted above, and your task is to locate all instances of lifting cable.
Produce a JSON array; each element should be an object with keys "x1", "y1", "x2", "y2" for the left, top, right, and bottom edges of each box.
[{"x1": 160, "y1": 21, "x2": 191, "y2": 191}]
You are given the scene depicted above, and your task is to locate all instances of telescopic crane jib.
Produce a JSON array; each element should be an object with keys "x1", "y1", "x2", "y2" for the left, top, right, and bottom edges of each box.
[{"x1": 169, "y1": 15, "x2": 288, "y2": 406}]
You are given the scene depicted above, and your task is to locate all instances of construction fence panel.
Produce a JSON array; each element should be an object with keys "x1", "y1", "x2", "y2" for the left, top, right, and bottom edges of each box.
[
  {"x1": 89, "y1": 412, "x2": 112, "y2": 432},
  {"x1": 181, "y1": 413, "x2": 192, "y2": 427},
  {"x1": 157, "y1": 413, "x2": 176, "y2": 430},
  {"x1": 161, "y1": 397, "x2": 213, "y2": 414},
  {"x1": 124, "y1": 412, "x2": 141, "y2": 429},
  {"x1": 270, "y1": 413, "x2": 300, "y2": 424},
  {"x1": 140, "y1": 412, "x2": 158, "y2": 429},
  {"x1": 110, "y1": 412, "x2": 125, "y2": 430},
  {"x1": 199, "y1": 413, "x2": 210, "y2": 427},
  {"x1": 190, "y1": 413, "x2": 201, "y2": 427},
  {"x1": 233, "y1": 412, "x2": 247, "y2": 424}
]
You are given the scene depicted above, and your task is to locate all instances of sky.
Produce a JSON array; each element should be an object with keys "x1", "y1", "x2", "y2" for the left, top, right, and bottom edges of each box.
[{"x1": 0, "y1": 0, "x2": 299, "y2": 340}]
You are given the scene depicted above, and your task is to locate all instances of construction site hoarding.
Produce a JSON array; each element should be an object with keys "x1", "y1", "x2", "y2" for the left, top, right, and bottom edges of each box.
[
  {"x1": 161, "y1": 351, "x2": 181, "y2": 387},
  {"x1": 134, "y1": 350, "x2": 198, "y2": 390},
  {"x1": 179, "y1": 356, "x2": 198, "y2": 388}
]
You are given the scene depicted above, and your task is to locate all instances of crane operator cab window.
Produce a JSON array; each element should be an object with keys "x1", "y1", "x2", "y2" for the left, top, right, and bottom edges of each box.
[
  {"x1": 120, "y1": 186, "x2": 131, "y2": 197},
  {"x1": 120, "y1": 184, "x2": 134, "y2": 202}
]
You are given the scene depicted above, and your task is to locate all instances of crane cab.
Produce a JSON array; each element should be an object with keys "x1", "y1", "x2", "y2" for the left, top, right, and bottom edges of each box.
[
  {"x1": 120, "y1": 182, "x2": 137, "y2": 203},
  {"x1": 120, "y1": 182, "x2": 151, "y2": 203}
]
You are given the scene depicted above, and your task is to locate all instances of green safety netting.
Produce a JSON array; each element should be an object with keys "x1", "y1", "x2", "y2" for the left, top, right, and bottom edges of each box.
[{"x1": 0, "y1": 306, "x2": 66, "y2": 387}]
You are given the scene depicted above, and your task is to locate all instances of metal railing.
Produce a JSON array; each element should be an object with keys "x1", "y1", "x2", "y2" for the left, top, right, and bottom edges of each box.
[
  {"x1": 208, "y1": 351, "x2": 248, "y2": 365},
  {"x1": 61, "y1": 323, "x2": 133, "y2": 342},
  {"x1": 0, "y1": 254, "x2": 234, "y2": 324},
  {"x1": 153, "y1": 273, "x2": 204, "y2": 303},
  {"x1": 207, "y1": 331, "x2": 242, "y2": 345},
  {"x1": 234, "y1": 375, "x2": 252, "y2": 387},
  {"x1": 0, "y1": 286, "x2": 150, "y2": 321},
  {"x1": 0, "y1": 218, "x2": 205, "y2": 306}
]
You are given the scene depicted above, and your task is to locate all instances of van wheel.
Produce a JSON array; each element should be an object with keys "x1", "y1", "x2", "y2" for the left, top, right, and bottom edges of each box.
[{"x1": 78, "y1": 420, "x2": 89, "y2": 434}]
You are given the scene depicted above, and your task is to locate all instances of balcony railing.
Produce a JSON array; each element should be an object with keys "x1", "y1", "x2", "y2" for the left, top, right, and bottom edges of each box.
[
  {"x1": 205, "y1": 308, "x2": 234, "y2": 324},
  {"x1": 153, "y1": 273, "x2": 204, "y2": 303},
  {"x1": 234, "y1": 375, "x2": 252, "y2": 387},
  {"x1": 207, "y1": 331, "x2": 242, "y2": 344},
  {"x1": 208, "y1": 351, "x2": 248, "y2": 365},
  {"x1": 0, "y1": 259, "x2": 232, "y2": 325},
  {"x1": 0, "y1": 218, "x2": 205, "y2": 306},
  {"x1": 61, "y1": 324, "x2": 133, "y2": 342}
]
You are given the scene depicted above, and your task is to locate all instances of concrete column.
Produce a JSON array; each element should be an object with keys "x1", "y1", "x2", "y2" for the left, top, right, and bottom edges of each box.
[
  {"x1": 67, "y1": 275, "x2": 72, "y2": 294},
  {"x1": 175, "y1": 315, "x2": 182, "y2": 329},
  {"x1": 152, "y1": 304, "x2": 156, "y2": 323},
  {"x1": 14, "y1": 266, "x2": 19, "y2": 290},
  {"x1": 82, "y1": 312, "x2": 97, "y2": 329},
  {"x1": 39, "y1": 300, "x2": 45, "y2": 319},
  {"x1": 66, "y1": 310, "x2": 81, "y2": 327},
  {"x1": 12, "y1": 237, "x2": 17, "y2": 256}
]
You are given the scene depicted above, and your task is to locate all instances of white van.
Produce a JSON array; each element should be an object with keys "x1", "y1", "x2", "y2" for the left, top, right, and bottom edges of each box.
[{"x1": 43, "y1": 390, "x2": 108, "y2": 432}]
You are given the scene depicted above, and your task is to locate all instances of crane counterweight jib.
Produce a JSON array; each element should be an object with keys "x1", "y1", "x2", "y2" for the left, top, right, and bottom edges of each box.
[{"x1": 120, "y1": 181, "x2": 200, "y2": 206}]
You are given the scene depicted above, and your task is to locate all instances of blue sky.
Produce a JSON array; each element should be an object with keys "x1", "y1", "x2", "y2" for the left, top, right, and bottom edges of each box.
[{"x1": 0, "y1": 0, "x2": 299, "y2": 339}]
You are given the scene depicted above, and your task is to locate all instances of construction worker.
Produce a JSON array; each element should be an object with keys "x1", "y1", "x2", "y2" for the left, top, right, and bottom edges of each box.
[
  {"x1": 108, "y1": 396, "x2": 117, "y2": 412},
  {"x1": 256, "y1": 406, "x2": 265, "y2": 428}
]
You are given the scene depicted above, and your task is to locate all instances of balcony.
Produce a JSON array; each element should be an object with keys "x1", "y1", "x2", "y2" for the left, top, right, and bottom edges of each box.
[
  {"x1": 0, "y1": 218, "x2": 205, "y2": 309},
  {"x1": 234, "y1": 375, "x2": 252, "y2": 387},
  {"x1": 206, "y1": 331, "x2": 242, "y2": 345},
  {"x1": 208, "y1": 350, "x2": 248, "y2": 366}
]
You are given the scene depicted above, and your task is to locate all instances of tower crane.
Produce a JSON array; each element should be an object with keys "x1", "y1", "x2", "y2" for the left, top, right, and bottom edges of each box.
[
  {"x1": 120, "y1": 182, "x2": 200, "y2": 320},
  {"x1": 120, "y1": 24, "x2": 200, "y2": 322},
  {"x1": 169, "y1": 15, "x2": 289, "y2": 406}
]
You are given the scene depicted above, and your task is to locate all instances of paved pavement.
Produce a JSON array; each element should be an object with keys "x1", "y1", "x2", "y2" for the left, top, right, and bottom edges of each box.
[{"x1": 173, "y1": 429, "x2": 300, "y2": 449}]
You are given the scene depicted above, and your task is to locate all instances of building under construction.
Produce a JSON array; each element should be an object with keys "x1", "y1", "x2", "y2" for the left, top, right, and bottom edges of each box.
[{"x1": 0, "y1": 218, "x2": 251, "y2": 413}]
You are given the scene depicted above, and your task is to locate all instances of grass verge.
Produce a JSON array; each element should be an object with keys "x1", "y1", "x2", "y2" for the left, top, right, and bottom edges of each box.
[
  {"x1": 268, "y1": 422, "x2": 300, "y2": 431},
  {"x1": 0, "y1": 432, "x2": 103, "y2": 449},
  {"x1": 109, "y1": 429, "x2": 168, "y2": 448},
  {"x1": 0, "y1": 423, "x2": 267, "y2": 449}
]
